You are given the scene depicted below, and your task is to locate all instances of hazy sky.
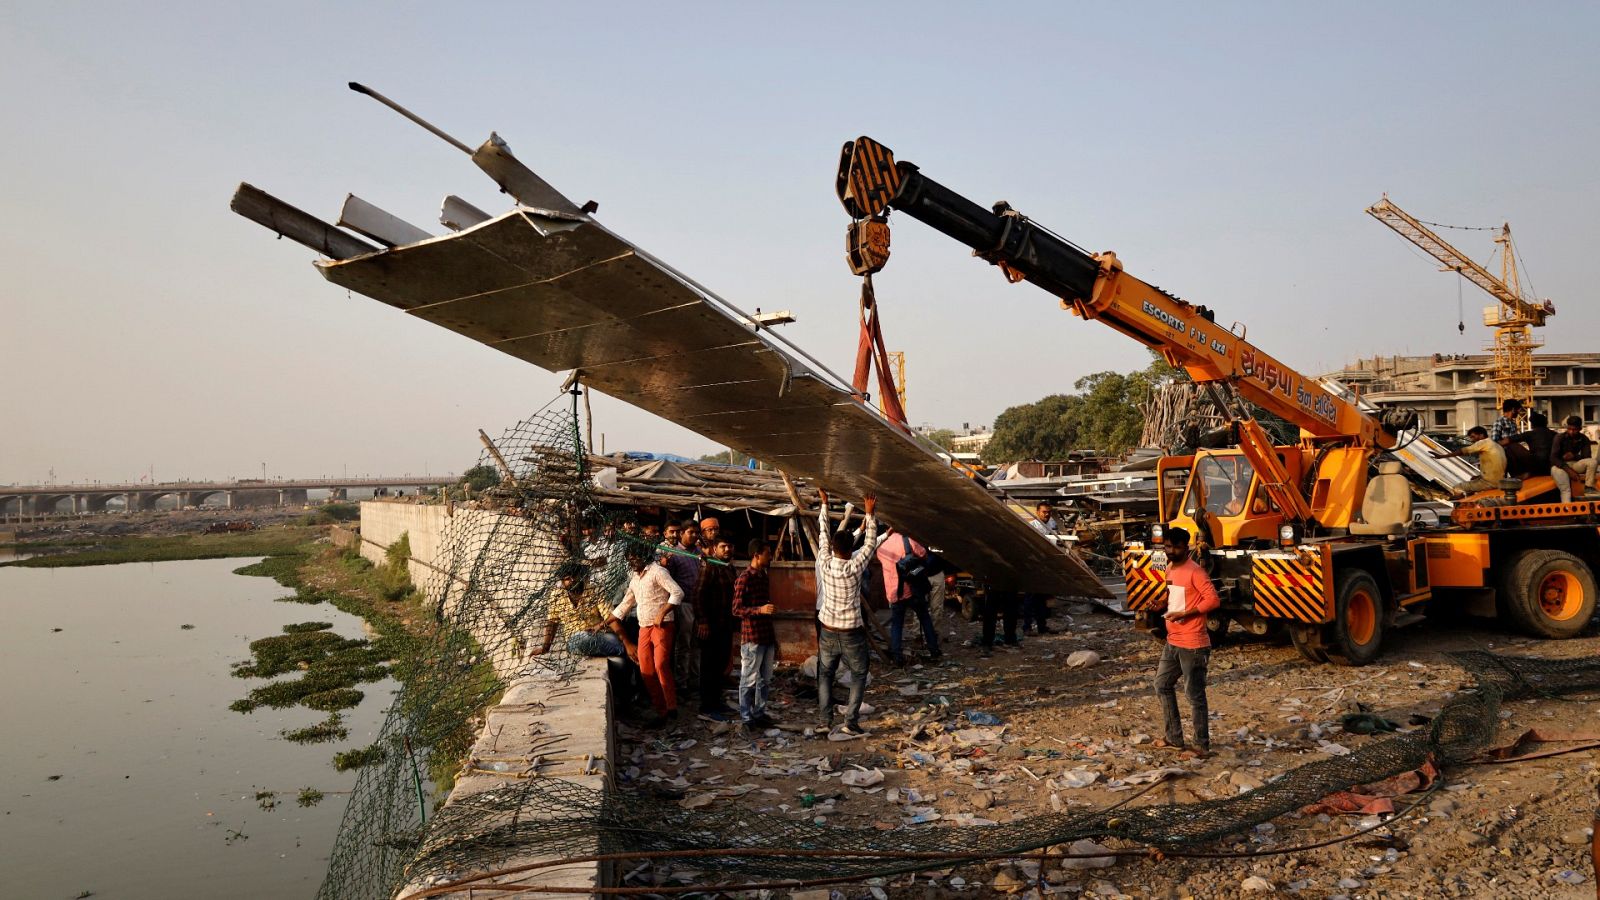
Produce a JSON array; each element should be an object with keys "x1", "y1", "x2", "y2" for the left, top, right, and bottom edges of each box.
[{"x1": 3, "y1": 2, "x2": 1596, "y2": 485}]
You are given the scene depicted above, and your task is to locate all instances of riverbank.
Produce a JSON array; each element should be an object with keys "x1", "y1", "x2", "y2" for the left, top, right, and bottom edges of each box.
[{"x1": 1, "y1": 525, "x2": 324, "y2": 568}]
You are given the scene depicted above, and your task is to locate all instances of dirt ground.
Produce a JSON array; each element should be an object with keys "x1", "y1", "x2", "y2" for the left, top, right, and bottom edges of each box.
[{"x1": 615, "y1": 602, "x2": 1600, "y2": 899}]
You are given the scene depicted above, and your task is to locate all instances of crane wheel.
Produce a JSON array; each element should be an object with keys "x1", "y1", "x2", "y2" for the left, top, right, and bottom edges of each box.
[
  {"x1": 1500, "y1": 549, "x2": 1597, "y2": 639},
  {"x1": 1289, "y1": 622, "x2": 1327, "y2": 663},
  {"x1": 1327, "y1": 569, "x2": 1385, "y2": 667},
  {"x1": 1204, "y1": 612, "x2": 1234, "y2": 647}
]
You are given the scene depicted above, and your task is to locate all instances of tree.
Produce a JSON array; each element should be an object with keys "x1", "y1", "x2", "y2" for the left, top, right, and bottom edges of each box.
[
  {"x1": 459, "y1": 464, "x2": 501, "y2": 493},
  {"x1": 981, "y1": 356, "x2": 1178, "y2": 463},
  {"x1": 981, "y1": 394, "x2": 1085, "y2": 463},
  {"x1": 698, "y1": 449, "x2": 757, "y2": 467},
  {"x1": 921, "y1": 429, "x2": 958, "y2": 452}
]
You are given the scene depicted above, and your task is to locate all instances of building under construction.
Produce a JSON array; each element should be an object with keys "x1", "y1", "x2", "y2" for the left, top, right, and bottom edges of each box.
[{"x1": 1328, "y1": 351, "x2": 1600, "y2": 435}]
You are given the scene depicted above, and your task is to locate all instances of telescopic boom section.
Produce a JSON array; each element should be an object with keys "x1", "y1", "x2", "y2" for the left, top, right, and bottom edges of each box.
[{"x1": 837, "y1": 136, "x2": 1401, "y2": 453}]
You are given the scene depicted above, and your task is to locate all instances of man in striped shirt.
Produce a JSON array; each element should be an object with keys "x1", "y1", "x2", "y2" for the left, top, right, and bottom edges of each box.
[{"x1": 813, "y1": 490, "x2": 882, "y2": 738}]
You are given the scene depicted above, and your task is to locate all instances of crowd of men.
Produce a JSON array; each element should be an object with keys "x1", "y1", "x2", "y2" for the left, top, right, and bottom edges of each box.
[
  {"x1": 1434, "y1": 398, "x2": 1600, "y2": 502},
  {"x1": 535, "y1": 492, "x2": 1012, "y2": 737}
]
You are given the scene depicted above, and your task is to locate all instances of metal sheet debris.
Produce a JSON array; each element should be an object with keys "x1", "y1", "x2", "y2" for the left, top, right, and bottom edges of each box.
[{"x1": 312, "y1": 208, "x2": 1108, "y2": 597}]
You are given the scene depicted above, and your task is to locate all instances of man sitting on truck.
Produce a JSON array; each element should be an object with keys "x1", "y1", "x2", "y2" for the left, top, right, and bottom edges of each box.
[
  {"x1": 1431, "y1": 425, "x2": 1505, "y2": 496},
  {"x1": 1151, "y1": 526, "x2": 1220, "y2": 757},
  {"x1": 1551, "y1": 416, "x2": 1597, "y2": 503}
]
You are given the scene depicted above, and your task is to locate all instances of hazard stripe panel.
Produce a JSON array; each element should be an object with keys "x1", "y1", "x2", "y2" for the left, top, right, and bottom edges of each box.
[
  {"x1": 1250, "y1": 554, "x2": 1326, "y2": 623},
  {"x1": 1120, "y1": 551, "x2": 1169, "y2": 611}
]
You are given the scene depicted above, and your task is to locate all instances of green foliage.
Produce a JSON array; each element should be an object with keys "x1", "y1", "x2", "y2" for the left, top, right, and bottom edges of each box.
[
  {"x1": 321, "y1": 502, "x2": 361, "y2": 521},
  {"x1": 282, "y1": 714, "x2": 349, "y2": 744},
  {"x1": 697, "y1": 449, "x2": 757, "y2": 466},
  {"x1": 376, "y1": 534, "x2": 415, "y2": 601},
  {"x1": 231, "y1": 629, "x2": 352, "y2": 678},
  {"x1": 921, "y1": 429, "x2": 958, "y2": 452},
  {"x1": 4, "y1": 527, "x2": 322, "y2": 569},
  {"x1": 982, "y1": 357, "x2": 1178, "y2": 463},
  {"x1": 458, "y1": 464, "x2": 502, "y2": 493},
  {"x1": 282, "y1": 621, "x2": 334, "y2": 634},
  {"x1": 296, "y1": 787, "x2": 325, "y2": 808},
  {"x1": 333, "y1": 744, "x2": 387, "y2": 772},
  {"x1": 304, "y1": 688, "x2": 365, "y2": 712}
]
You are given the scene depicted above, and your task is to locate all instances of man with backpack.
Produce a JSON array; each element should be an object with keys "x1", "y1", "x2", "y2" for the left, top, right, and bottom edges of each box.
[{"x1": 876, "y1": 528, "x2": 942, "y2": 665}]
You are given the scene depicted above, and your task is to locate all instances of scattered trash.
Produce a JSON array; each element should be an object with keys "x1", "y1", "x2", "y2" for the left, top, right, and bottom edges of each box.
[
  {"x1": 1058, "y1": 768, "x2": 1099, "y2": 789},
  {"x1": 678, "y1": 792, "x2": 716, "y2": 810},
  {"x1": 965, "y1": 710, "x2": 1004, "y2": 726},
  {"x1": 1340, "y1": 712, "x2": 1398, "y2": 734},
  {"x1": 1241, "y1": 875, "x2": 1274, "y2": 892},
  {"x1": 1066, "y1": 650, "x2": 1102, "y2": 669},
  {"x1": 1061, "y1": 839, "x2": 1117, "y2": 870},
  {"x1": 841, "y1": 768, "x2": 885, "y2": 787}
]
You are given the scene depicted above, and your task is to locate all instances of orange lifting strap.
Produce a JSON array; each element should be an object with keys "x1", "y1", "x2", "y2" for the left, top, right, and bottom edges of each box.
[{"x1": 852, "y1": 274, "x2": 908, "y2": 430}]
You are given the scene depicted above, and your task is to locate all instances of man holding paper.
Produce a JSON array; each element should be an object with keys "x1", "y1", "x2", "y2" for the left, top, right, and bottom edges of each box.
[{"x1": 1151, "y1": 526, "x2": 1221, "y2": 756}]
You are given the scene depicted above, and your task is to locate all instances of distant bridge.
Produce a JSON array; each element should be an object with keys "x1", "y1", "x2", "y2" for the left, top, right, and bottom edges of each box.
[{"x1": 0, "y1": 476, "x2": 454, "y2": 518}]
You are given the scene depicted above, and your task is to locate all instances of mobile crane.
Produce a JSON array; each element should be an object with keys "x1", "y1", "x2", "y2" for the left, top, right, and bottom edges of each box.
[{"x1": 836, "y1": 136, "x2": 1597, "y2": 665}]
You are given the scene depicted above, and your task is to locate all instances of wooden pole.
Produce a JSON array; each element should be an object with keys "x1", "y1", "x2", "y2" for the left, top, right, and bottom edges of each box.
[
  {"x1": 478, "y1": 430, "x2": 514, "y2": 480},
  {"x1": 582, "y1": 388, "x2": 595, "y2": 454}
]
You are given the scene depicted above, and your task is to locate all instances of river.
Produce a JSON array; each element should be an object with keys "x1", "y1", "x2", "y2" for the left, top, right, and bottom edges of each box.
[{"x1": 0, "y1": 557, "x2": 394, "y2": 899}]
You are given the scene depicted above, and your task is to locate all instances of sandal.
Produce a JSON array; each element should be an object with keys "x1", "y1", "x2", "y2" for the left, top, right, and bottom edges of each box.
[{"x1": 1151, "y1": 739, "x2": 1181, "y2": 750}]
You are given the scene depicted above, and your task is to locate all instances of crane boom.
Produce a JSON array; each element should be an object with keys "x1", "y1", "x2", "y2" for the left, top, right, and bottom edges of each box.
[
  {"x1": 836, "y1": 137, "x2": 1408, "y2": 452},
  {"x1": 1366, "y1": 196, "x2": 1553, "y2": 412},
  {"x1": 1365, "y1": 196, "x2": 1551, "y2": 325}
]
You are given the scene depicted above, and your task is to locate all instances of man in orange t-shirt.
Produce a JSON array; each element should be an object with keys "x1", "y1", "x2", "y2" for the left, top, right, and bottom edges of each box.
[{"x1": 1152, "y1": 526, "x2": 1222, "y2": 755}]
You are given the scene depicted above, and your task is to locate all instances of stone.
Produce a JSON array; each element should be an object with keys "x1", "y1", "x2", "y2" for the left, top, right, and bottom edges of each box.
[
  {"x1": 1560, "y1": 827, "x2": 1592, "y2": 846},
  {"x1": 992, "y1": 866, "x2": 1027, "y2": 894},
  {"x1": 1066, "y1": 650, "x2": 1102, "y2": 669},
  {"x1": 971, "y1": 791, "x2": 995, "y2": 810},
  {"x1": 1060, "y1": 839, "x2": 1118, "y2": 870},
  {"x1": 1241, "y1": 875, "x2": 1274, "y2": 892}
]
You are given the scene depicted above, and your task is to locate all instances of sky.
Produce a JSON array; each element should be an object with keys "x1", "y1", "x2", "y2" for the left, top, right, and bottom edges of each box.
[{"x1": 2, "y1": 2, "x2": 1596, "y2": 485}]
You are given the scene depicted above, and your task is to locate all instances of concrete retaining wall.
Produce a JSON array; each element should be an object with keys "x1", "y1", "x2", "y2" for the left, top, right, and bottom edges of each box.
[{"x1": 359, "y1": 501, "x2": 613, "y2": 896}]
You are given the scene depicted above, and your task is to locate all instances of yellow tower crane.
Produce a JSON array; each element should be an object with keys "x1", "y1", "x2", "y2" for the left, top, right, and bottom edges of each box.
[
  {"x1": 887, "y1": 350, "x2": 907, "y2": 414},
  {"x1": 1366, "y1": 196, "x2": 1556, "y2": 416}
]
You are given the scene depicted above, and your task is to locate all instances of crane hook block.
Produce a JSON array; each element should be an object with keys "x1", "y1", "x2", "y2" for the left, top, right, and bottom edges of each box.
[
  {"x1": 837, "y1": 137, "x2": 902, "y2": 219},
  {"x1": 846, "y1": 216, "x2": 891, "y2": 276}
]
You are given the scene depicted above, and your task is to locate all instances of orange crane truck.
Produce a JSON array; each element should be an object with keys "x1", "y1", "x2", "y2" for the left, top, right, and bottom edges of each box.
[{"x1": 836, "y1": 136, "x2": 1596, "y2": 665}]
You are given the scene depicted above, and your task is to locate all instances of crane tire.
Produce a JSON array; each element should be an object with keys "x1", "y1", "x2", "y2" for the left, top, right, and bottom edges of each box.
[
  {"x1": 1290, "y1": 622, "x2": 1328, "y2": 663},
  {"x1": 1327, "y1": 569, "x2": 1385, "y2": 667},
  {"x1": 1501, "y1": 549, "x2": 1596, "y2": 639}
]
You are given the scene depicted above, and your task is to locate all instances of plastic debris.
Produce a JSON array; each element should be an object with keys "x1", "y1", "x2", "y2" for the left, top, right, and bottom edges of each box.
[{"x1": 841, "y1": 768, "x2": 885, "y2": 787}]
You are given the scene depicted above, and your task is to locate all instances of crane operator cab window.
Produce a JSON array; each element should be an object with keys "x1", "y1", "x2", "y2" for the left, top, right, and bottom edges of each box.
[{"x1": 1183, "y1": 456, "x2": 1256, "y2": 518}]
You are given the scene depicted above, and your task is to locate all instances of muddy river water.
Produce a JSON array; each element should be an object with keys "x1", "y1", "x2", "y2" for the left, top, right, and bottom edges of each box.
[{"x1": 0, "y1": 557, "x2": 394, "y2": 898}]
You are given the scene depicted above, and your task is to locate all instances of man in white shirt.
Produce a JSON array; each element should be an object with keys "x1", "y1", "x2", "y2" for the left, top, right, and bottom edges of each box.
[
  {"x1": 612, "y1": 548, "x2": 686, "y2": 725},
  {"x1": 1022, "y1": 502, "x2": 1060, "y2": 634},
  {"x1": 814, "y1": 489, "x2": 883, "y2": 738}
]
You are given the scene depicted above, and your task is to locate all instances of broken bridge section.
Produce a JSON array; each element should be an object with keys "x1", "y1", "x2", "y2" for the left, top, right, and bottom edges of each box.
[{"x1": 304, "y1": 206, "x2": 1106, "y2": 598}]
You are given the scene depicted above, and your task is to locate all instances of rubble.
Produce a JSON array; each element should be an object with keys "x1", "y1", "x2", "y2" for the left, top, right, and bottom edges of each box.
[{"x1": 610, "y1": 599, "x2": 1600, "y2": 898}]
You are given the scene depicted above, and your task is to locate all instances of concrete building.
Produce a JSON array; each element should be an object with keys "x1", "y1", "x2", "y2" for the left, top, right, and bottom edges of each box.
[
  {"x1": 1326, "y1": 352, "x2": 1600, "y2": 434},
  {"x1": 949, "y1": 426, "x2": 993, "y2": 455}
]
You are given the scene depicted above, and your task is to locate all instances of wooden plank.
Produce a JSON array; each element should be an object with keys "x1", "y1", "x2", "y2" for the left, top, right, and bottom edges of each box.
[{"x1": 230, "y1": 183, "x2": 378, "y2": 260}]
